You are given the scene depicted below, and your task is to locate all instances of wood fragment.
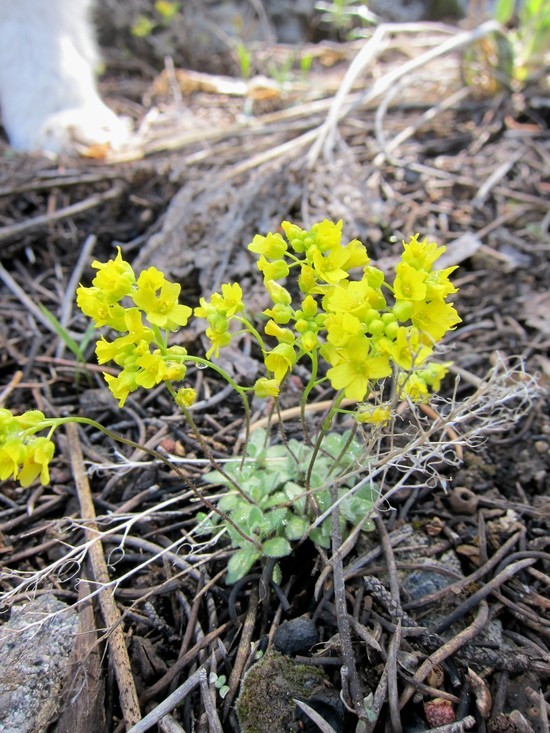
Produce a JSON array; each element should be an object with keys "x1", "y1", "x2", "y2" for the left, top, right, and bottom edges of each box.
[{"x1": 66, "y1": 423, "x2": 142, "y2": 729}]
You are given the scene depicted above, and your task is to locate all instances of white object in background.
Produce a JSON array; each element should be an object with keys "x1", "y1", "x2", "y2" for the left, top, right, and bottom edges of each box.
[{"x1": 0, "y1": 0, "x2": 129, "y2": 154}]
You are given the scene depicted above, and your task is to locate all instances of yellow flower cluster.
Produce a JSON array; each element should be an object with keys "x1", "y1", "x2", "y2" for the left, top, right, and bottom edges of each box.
[
  {"x1": 247, "y1": 221, "x2": 460, "y2": 409},
  {"x1": 0, "y1": 220, "x2": 461, "y2": 489},
  {"x1": 194, "y1": 283, "x2": 245, "y2": 358},
  {"x1": 0, "y1": 409, "x2": 55, "y2": 486},
  {"x1": 77, "y1": 249, "x2": 193, "y2": 406}
]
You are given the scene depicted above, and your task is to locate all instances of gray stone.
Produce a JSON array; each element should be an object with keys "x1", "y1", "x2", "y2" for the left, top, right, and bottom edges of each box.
[{"x1": 0, "y1": 594, "x2": 78, "y2": 733}]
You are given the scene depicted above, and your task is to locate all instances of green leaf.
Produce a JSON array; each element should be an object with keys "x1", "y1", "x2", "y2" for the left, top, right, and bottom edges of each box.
[
  {"x1": 246, "y1": 428, "x2": 268, "y2": 457},
  {"x1": 262, "y1": 537, "x2": 292, "y2": 558},
  {"x1": 39, "y1": 305, "x2": 87, "y2": 362},
  {"x1": 226, "y1": 547, "x2": 261, "y2": 584},
  {"x1": 310, "y1": 524, "x2": 331, "y2": 549},
  {"x1": 284, "y1": 515, "x2": 309, "y2": 540},
  {"x1": 218, "y1": 494, "x2": 241, "y2": 513},
  {"x1": 203, "y1": 469, "x2": 230, "y2": 486},
  {"x1": 247, "y1": 506, "x2": 265, "y2": 532},
  {"x1": 263, "y1": 490, "x2": 288, "y2": 508},
  {"x1": 284, "y1": 481, "x2": 305, "y2": 501},
  {"x1": 260, "y1": 507, "x2": 288, "y2": 532},
  {"x1": 494, "y1": 0, "x2": 515, "y2": 24}
]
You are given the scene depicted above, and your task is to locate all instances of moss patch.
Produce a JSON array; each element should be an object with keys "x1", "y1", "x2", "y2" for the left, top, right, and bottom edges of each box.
[{"x1": 236, "y1": 650, "x2": 326, "y2": 733}]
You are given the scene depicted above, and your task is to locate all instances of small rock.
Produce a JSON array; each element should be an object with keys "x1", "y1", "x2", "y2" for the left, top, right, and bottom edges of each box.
[
  {"x1": 0, "y1": 594, "x2": 78, "y2": 733},
  {"x1": 273, "y1": 616, "x2": 318, "y2": 656}
]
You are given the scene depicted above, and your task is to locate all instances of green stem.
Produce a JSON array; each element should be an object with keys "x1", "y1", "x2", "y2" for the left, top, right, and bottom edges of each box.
[
  {"x1": 300, "y1": 348, "x2": 319, "y2": 443},
  {"x1": 304, "y1": 390, "x2": 345, "y2": 503},
  {"x1": 235, "y1": 315, "x2": 266, "y2": 352},
  {"x1": 36, "y1": 416, "x2": 261, "y2": 550},
  {"x1": 165, "y1": 383, "x2": 257, "y2": 509}
]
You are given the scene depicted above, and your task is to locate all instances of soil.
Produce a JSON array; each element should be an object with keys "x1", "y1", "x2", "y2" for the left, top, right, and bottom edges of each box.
[{"x1": 0, "y1": 6, "x2": 549, "y2": 733}]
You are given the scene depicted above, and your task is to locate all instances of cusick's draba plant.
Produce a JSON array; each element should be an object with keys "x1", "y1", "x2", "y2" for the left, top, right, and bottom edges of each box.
[{"x1": 0, "y1": 220, "x2": 462, "y2": 582}]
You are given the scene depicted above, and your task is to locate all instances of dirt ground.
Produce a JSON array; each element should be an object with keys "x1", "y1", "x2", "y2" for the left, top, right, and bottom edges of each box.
[{"x1": 0, "y1": 7, "x2": 549, "y2": 733}]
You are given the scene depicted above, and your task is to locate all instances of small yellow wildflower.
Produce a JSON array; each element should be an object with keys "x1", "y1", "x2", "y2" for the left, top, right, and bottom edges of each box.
[
  {"x1": 91, "y1": 247, "x2": 135, "y2": 301},
  {"x1": 310, "y1": 219, "x2": 343, "y2": 253},
  {"x1": 253, "y1": 378, "x2": 280, "y2": 398},
  {"x1": 134, "y1": 276, "x2": 192, "y2": 331},
  {"x1": 356, "y1": 404, "x2": 393, "y2": 426},
  {"x1": 218, "y1": 282, "x2": 244, "y2": 317},
  {"x1": 264, "y1": 343, "x2": 297, "y2": 382},
  {"x1": 257, "y1": 256, "x2": 289, "y2": 282},
  {"x1": 76, "y1": 288, "x2": 127, "y2": 330},
  {"x1": 265, "y1": 319, "x2": 295, "y2": 345},
  {"x1": 311, "y1": 246, "x2": 349, "y2": 284},
  {"x1": 248, "y1": 232, "x2": 287, "y2": 259},
  {"x1": 18, "y1": 437, "x2": 55, "y2": 487},
  {"x1": 0, "y1": 437, "x2": 25, "y2": 481},
  {"x1": 411, "y1": 300, "x2": 461, "y2": 342},
  {"x1": 401, "y1": 234, "x2": 445, "y2": 270},
  {"x1": 393, "y1": 262, "x2": 428, "y2": 302},
  {"x1": 205, "y1": 327, "x2": 232, "y2": 359},
  {"x1": 398, "y1": 372, "x2": 430, "y2": 402},
  {"x1": 326, "y1": 336, "x2": 391, "y2": 401},
  {"x1": 103, "y1": 369, "x2": 139, "y2": 407},
  {"x1": 175, "y1": 387, "x2": 197, "y2": 408},
  {"x1": 135, "y1": 351, "x2": 168, "y2": 389}
]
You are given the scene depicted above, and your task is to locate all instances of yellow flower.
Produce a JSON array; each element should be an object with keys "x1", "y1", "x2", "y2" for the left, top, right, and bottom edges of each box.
[
  {"x1": 399, "y1": 372, "x2": 430, "y2": 402},
  {"x1": 194, "y1": 296, "x2": 216, "y2": 320},
  {"x1": 401, "y1": 234, "x2": 445, "y2": 270},
  {"x1": 205, "y1": 327, "x2": 232, "y2": 359},
  {"x1": 218, "y1": 282, "x2": 244, "y2": 317},
  {"x1": 76, "y1": 287, "x2": 127, "y2": 330},
  {"x1": 18, "y1": 437, "x2": 55, "y2": 487},
  {"x1": 135, "y1": 266, "x2": 165, "y2": 292},
  {"x1": 103, "y1": 369, "x2": 139, "y2": 407},
  {"x1": 425, "y1": 267, "x2": 458, "y2": 299},
  {"x1": 248, "y1": 232, "x2": 287, "y2": 259},
  {"x1": 95, "y1": 308, "x2": 155, "y2": 365},
  {"x1": 356, "y1": 404, "x2": 393, "y2": 426},
  {"x1": 265, "y1": 319, "x2": 295, "y2": 345},
  {"x1": 326, "y1": 336, "x2": 391, "y2": 401},
  {"x1": 311, "y1": 246, "x2": 349, "y2": 284},
  {"x1": 0, "y1": 437, "x2": 25, "y2": 480},
  {"x1": 419, "y1": 361, "x2": 451, "y2": 391},
  {"x1": 264, "y1": 343, "x2": 297, "y2": 381},
  {"x1": 91, "y1": 247, "x2": 135, "y2": 301},
  {"x1": 254, "y1": 378, "x2": 280, "y2": 398},
  {"x1": 393, "y1": 262, "x2": 428, "y2": 302},
  {"x1": 342, "y1": 238, "x2": 370, "y2": 269},
  {"x1": 134, "y1": 274, "x2": 192, "y2": 331},
  {"x1": 311, "y1": 219, "x2": 343, "y2": 253},
  {"x1": 175, "y1": 387, "x2": 197, "y2": 408},
  {"x1": 411, "y1": 300, "x2": 461, "y2": 342},
  {"x1": 325, "y1": 311, "x2": 363, "y2": 347},
  {"x1": 135, "y1": 350, "x2": 168, "y2": 389},
  {"x1": 257, "y1": 256, "x2": 289, "y2": 281},
  {"x1": 324, "y1": 279, "x2": 384, "y2": 321},
  {"x1": 377, "y1": 326, "x2": 432, "y2": 370}
]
